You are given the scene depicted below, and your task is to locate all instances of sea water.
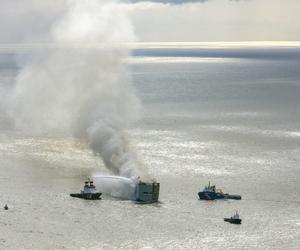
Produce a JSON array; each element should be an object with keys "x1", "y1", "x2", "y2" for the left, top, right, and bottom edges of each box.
[{"x1": 0, "y1": 45, "x2": 300, "y2": 249}]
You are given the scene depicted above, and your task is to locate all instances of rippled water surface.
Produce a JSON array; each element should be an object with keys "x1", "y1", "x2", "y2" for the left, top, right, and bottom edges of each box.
[{"x1": 1, "y1": 47, "x2": 300, "y2": 249}]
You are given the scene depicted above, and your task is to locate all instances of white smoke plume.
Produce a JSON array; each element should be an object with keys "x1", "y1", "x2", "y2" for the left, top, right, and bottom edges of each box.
[{"x1": 6, "y1": 0, "x2": 150, "y2": 180}]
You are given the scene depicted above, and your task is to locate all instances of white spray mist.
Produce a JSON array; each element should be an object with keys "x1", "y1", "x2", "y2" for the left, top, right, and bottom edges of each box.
[{"x1": 7, "y1": 0, "x2": 150, "y2": 182}]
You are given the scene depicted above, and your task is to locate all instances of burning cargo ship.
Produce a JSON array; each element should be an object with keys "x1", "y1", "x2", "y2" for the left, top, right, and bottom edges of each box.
[{"x1": 134, "y1": 181, "x2": 160, "y2": 204}]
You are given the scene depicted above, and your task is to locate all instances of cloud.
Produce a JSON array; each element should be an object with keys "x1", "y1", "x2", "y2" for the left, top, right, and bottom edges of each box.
[
  {"x1": 128, "y1": 0, "x2": 243, "y2": 4},
  {"x1": 0, "y1": 0, "x2": 299, "y2": 43},
  {"x1": 127, "y1": 0, "x2": 300, "y2": 42},
  {"x1": 0, "y1": 0, "x2": 65, "y2": 43},
  {"x1": 129, "y1": 0, "x2": 208, "y2": 4}
]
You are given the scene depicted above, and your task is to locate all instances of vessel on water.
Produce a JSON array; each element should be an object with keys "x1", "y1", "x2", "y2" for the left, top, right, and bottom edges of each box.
[
  {"x1": 198, "y1": 182, "x2": 241, "y2": 200},
  {"x1": 135, "y1": 180, "x2": 160, "y2": 204},
  {"x1": 224, "y1": 211, "x2": 242, "y2": 224},
  {"x1": 70, "y1": 179, "x2": 102, "y2": 200}
]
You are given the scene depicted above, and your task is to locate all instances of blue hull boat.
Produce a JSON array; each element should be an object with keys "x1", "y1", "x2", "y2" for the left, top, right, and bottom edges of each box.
[{"x1": 198, "y1": 182, "x2": 241, "y2": 200}]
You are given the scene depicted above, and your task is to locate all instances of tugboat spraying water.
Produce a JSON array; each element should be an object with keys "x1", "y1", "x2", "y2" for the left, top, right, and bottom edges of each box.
[
  {"x1": 70, "y1": 179, "x2": 102, "y2": 200},
  {"x1": 90, "y1": 175, "x2": 160, "y2": 203}
]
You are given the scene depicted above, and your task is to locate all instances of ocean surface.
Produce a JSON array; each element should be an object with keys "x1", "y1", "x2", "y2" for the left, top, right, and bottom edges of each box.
[{"x1": 1, "y1": 44, "x2": 300, "y2": 249}]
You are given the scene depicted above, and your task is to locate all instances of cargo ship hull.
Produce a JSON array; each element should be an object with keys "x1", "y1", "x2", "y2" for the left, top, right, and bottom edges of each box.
[{"x1": 135, "y1": 182, "x2": 160, "y2": 204}]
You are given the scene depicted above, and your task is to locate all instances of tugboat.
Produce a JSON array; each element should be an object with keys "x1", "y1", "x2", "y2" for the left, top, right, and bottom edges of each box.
[
  {"x1": 70, "y1": 179, "x2": 102, "y2": 200},
  {"x1": 198, "y1": 182, "x2": 241, "y2": 200},
  {"x1": 224, "y1": 211, "x2": 242, "y2": 224}
]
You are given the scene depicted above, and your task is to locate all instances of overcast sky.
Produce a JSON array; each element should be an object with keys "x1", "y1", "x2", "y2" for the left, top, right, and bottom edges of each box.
[{"x1": 0, "y1": 0, "x2": 300, "y2": 43}]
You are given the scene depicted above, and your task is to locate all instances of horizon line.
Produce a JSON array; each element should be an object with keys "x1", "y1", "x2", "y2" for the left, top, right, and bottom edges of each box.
[{"x1": 0, "y1": 41, "x2": 300, "y2": 50}]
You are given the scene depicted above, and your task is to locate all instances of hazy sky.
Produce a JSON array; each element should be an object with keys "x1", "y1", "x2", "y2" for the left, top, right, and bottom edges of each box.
[{"x1": 0, "y1": 0, "x2": 300, "y2": 43}]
